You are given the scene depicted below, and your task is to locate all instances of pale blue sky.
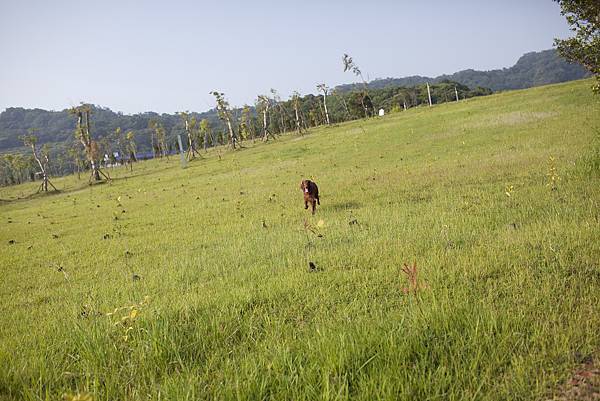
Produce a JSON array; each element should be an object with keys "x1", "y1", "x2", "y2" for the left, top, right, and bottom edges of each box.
[{"x1": 0, "y1": 0, "x2": 572, "y2": 114}]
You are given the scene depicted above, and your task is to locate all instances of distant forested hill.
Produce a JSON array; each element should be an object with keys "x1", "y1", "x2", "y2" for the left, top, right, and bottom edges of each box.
[
  {"x1": 0, "y1": 106, "x2": 222, "y2": 154},
  {"x1": 336, "y1": 49, "x2": 590, "y2": 92}
]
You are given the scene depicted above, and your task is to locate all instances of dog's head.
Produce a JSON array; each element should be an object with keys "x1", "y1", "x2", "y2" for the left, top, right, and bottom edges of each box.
[{"x1": 300, "y1": 179, "x2": 310, "y2": 193}]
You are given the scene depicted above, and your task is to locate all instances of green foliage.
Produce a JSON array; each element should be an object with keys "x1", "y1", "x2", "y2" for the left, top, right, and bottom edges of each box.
[
  {"x1": 0, "y1": 152, "x2": 34, "y2": 185},
  {"x1": 554, "y1": 0, "x2": 600, "y2": 92},
  {"x1": 126, "y1": 131, "x2": 137, "y2": 160},
  {"x1": 0, "y1": 106, "x2": 221, "y2": 158},
  {"x1": 238, "y1": 106, "x2": 253, "y2": 141},
  {"x1": 148, "y1": 118, "x2": 171, "y2": 158},
  {"x1": 199, "y1": 118, "x2": 213, "y2": 148},
  {"x1": 210, "y1": 92, "x2": 237, "y2": 148}
]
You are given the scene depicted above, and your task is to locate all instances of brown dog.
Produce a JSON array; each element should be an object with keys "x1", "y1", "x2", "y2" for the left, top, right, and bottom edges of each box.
[{"x1": 300, "y1": 179, "x2": 320, "y2": 214}]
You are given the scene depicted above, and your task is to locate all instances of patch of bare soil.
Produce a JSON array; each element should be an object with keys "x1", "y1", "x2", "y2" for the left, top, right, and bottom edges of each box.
[{"x1": 547, "y1": 355, "x2": 599, "y2": 401}]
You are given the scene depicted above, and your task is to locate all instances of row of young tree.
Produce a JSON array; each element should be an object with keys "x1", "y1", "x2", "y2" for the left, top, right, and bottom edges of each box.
[
  {"x1": 207, "y1": 81, "x2": 491, "y2": 143},
  {"x1": 0, "y1": 82, "x2": 491, "y2": 188},
  {"x1": 1, "y1": 55, "x2": 494, "y2": 188},
  {"x1": 0, "y1": 130, "x2": 89, "y2": 188}
]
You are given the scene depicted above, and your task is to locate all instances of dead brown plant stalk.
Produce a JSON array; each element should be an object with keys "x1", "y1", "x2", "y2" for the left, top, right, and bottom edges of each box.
[{"x1": 401, "y1": 261, "x2": 428, "y2": 295}]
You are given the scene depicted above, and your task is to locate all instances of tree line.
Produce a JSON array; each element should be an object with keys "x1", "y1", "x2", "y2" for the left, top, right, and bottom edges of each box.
[{"x1": 0, "y1": 77, "x2": 492, "y2": 187}]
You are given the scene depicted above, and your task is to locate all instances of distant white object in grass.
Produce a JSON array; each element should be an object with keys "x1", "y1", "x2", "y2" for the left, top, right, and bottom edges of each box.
[{"x1": 378, "y1": 108, "x2": 385, "y2": 116}]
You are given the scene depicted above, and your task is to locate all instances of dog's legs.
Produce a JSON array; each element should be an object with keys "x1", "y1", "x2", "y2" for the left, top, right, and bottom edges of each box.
[
  {"x1": 316, "y1": 196, "x2": 320, "y2": 205},
  {"x1": 304, "y1": 200, "x2": 308, "y2": 210},
  {"x1": 311, "y1": 200, "x2": 316, "y2": 214}
]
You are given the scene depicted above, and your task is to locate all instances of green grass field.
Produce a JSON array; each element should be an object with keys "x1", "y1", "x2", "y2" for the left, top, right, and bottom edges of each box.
[{"x1": 1, "y1": 79, "x2": 599, "y2": 401}]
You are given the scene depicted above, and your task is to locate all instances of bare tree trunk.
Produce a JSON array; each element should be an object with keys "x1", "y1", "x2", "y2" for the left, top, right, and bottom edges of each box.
[
  {"x1": 225, "y1": 114, "x2": 236, "y2": 149},
  {"x1": 294, "y1": 103, "x2": 302, "y2": 135},
  {"x1": 151, "y1": 131, "x2": 156, "y2": 158},
  {"x1": 262, "y1": 103, "x2": 271, "y2": 142},
  {"x1": 301, "y1": 111, "x2": 309, "y2": 131},
  {"x1": 187, "y1": 134, "x2": 196, "y2": 159},
  {"x1": 29, "y1": 144, "x2": 48, "y2": 192},
  {"x1": 361, "y1": 94, "x2": 370, "y2": 118},
  {"x1": 278, "y1": 105, "x2": 286, "y2": 134},
  {"x1": 340, "y1": 96, "x2": 350, "y2": 120},
  {"x1": 163, "y1": 139, "x2": 170, "y2": 160},
  {"x1": 40, "y1": 156, "x2": 51, "y2": 192},
  {"x1": 90, "y1": 160, "x2": 101, "y2": 181},
  {"x1": 79, "y1": 111, "x2": 102, "y2": 182},
  {"x1": 323, "y1": 92, "x2": 330, "y2": 125},
  {"x1": 185, "y1": 120, "x2": 199, "y2": 160},
  {"x1": 318, "y1": 101, "x2": 326, "y2": 125}
]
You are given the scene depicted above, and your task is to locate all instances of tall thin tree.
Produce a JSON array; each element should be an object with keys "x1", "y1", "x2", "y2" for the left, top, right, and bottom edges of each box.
[
  {"x1": 257, "y1": 95, "x2": 276, "y2": 142},
  {"x1": 69, "y1": 105, "x2": 108, "y2": 182},
  {"x1": 125, "y1": 131, "x2": 137, "y2": 170},
  {"x1": 210, "y1": 91, "x2": 238, "y2": 149},
  {"x1": 316, "y1": 84, "x2": 331, "y2": 125},
  {"x1": 342, "y1": 53, "x2": 374, "y2": 118},
  {"x1": 20, "y1": 132, "x2": 57, "y2": 192},
  {"x1": 291, "y1": 91, "x2": 305, "y2": 135},
  {"x1": 178, "y1": 112, "x2": 200, "y2": 160}
]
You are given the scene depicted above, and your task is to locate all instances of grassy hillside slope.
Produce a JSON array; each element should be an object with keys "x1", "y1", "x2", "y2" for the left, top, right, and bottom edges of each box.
[{"x1": 1, "y1": 79, "x2": 599, "y2": 401}]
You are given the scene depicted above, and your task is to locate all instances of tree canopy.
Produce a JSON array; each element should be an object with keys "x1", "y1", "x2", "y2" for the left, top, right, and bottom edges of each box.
[{"x1": 554, "y1": 0, "x2": 600, "y2": 92}]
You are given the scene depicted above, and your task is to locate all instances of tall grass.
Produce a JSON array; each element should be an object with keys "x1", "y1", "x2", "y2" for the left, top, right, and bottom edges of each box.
[{"x1": 1, "y1": 79, "x2": 599, "y2": 400}]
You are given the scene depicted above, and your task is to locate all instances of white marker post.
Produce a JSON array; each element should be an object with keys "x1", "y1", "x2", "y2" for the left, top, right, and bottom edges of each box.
[
  {"x1": 177, "y1": 134, "x2": 187, "y2": 168},
  {"x1": 427, "y1": 83, "x2": 432, "y2": 107},
  {"x1": 455, "y1": 86, "x2": 459, "y2": 102}
]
